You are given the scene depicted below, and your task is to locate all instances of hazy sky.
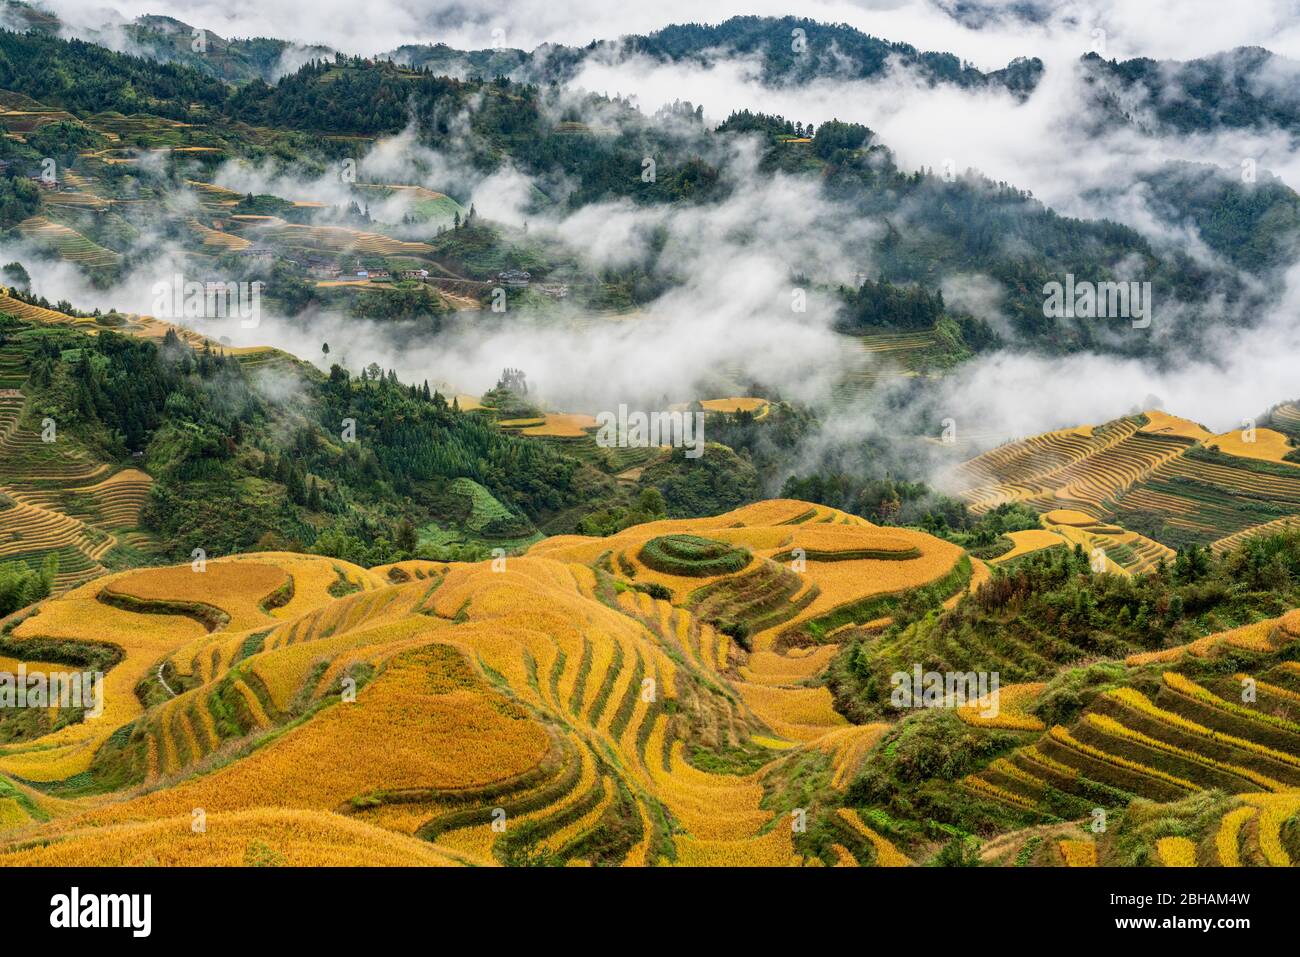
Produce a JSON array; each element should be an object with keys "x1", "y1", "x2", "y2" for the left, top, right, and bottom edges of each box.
[{"x1": 36, "y1": 0, "x2": 1300, "y2": 63}]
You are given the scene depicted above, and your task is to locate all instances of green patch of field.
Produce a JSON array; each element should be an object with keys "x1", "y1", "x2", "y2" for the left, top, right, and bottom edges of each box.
[
  {"x1": 639, "y1": 535, "x2": 751, "y2": 578},
  {"x1": 417, "y1": 478, "x2": 542, "y2": 558}
]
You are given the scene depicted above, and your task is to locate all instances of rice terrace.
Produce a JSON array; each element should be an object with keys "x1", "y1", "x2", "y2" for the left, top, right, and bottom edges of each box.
[{"x1": 0, "y1": 0, "x2": 1296, "y2": 941}]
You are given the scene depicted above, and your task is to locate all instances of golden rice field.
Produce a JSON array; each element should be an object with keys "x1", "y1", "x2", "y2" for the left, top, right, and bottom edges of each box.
[
  {"x1": 957, "y1": 682, "x2": 1047, "y2": 731},
  {"x1": 957, "y1": 413, "x2": 1192, "y2": 516},
  {"x1": 1, "y1": 497, "x2": 1296, "y2": 867},
  {"x1": 1211, "y1": 427, "x2": 1299, "y2": 465},
  {"x1": 0, "y1": 500, "x2": 982, "y2": 866},
  {"x1": 1139, "y1": 410, "x2": 1213, "y2": 442},
  {"x1": 0, "y1": 401, "x2": 142, "y2": 586},
  {"x1": 836, "y1": 808, "x2": 911, "y2": 865},
  {"x1": 185, "y1": 180, "x2": 244, "y2": 207},
  {"x1": 955, "y1": 408, "x2": 1300, "y2": 558},
  {"x1": 1058, "y1": 839, "x2": 1097, "y2": 866},
  {"x1": 991, "y1": 528, "x2": 1069, "y2": 564},
  {"x1": 698, "y1": 397, "x2": 770, "y2": 416},
  {"x1": 0, "y1": 809, "x2": 463, "y2": 866},
  {"x1": 16, "y1": 217, "x2": 121, "y2": 268},
  {"x1": 228, "y1": 216, "x2": 435, "y2": 257},
  {"x1": 188, "y1": 217, "x2": 252, "y2": 251},
  {"x1": 1124, "y1": 617, "x2": 1283, "y2": 666},
  {"x1": 1037, "y1": 510, "x2": 1174, "y2": 576},
  {"x1": 499, "y1": 413, "x2": 599, "y2": 437},
  {"x1": 450, "y1": 393, "x2": 483, "y2": 411}
]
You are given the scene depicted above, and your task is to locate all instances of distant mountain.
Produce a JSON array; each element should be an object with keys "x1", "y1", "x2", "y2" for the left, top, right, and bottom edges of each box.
[
  {"x1": 0, "y1": 0, "x2": 54, "y2": 32},
  {"x1": 557, "y1": 16, "x2": 1043, "y2": 94},
  {"x1": 0, "y1": 5, "x2": 1044, "y2": 93},
  {"x1": 124, "y1": 15, "x2": 333, "y2": 84},
  {"x1": 7, "y1": 4, "x2": 1300, "y2": 142},
  {"x1": 0, "y1": 1, "x2": 329, "y2": 83},
  {"x1": 1081, "y1": 46, "x2": 1300, "y2": 138},
  {"x1": 932, "y1": 0, "x2": 1056, "y2": 29},
  {"x1": 1085, "y1": 161, "x2": 1300, "y2": 273}
]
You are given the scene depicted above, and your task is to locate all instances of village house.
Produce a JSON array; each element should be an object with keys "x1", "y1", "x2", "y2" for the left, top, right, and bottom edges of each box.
[
  {"x1": 305, "y1": 256, "x2": 342, "y2": 279},
  {"x1": 240, "y1": 245, "x2": 276, "y2": 263}
]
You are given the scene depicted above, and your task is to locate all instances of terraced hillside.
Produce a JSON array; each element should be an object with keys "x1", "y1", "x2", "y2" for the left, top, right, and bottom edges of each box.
[
  {"x1": 1112, "y1": 447, "x2": 1300, "y2": 549},
  {"x1": 15, "y1": 217, "x2": 121, "y2": 269},
  {"x1": 833, "y1": 331, "x2": 934, "y2": 401},
  {"x1": 0, "y1": 325, "x2": 161, "y2": 587},
  {"x1": 968, "y1": 610, "x2": 1300, "y2": 866},
  {"x1": 955, "y1": 410, "x2": 1300, "y2": 555},
  {"x1": 0, "y1": 374, "x2": 155, "y2": 588},
  {"x1": 227, "y1": 216, "x2": 437, "y2": 258},
  {"x1": 0, "y1": 300, "x2": 285, "y2": 589},
  {"x1": 1031, "y1": 509, "x2": 1174, "y2": 576},
  {"x1": 1, "y1": 500, "x2": 1297, "y2": 867},
  {"x1": 187, "y1": 217, "x2": 252, "y2": 251},
  {"x1": 1271, "y1": 401, "x2": 1300, "y2": 438},
  {"x1": 0, "y1": 287, "x2": 284, "y2": 368},
  {"x1": 0, "y1": 500, "x2": 971, "y2": 866}
]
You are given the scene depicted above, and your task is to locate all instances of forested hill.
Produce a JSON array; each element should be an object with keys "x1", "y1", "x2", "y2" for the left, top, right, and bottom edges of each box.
[
  {"x1": 0, "y1": 30, "x2": 229, "y2": 119},
  {"x1": 559, "y1": 16, "x2": 1044, "y2": 93},
  {"x1": 398, "y1": 15, "x2": 1046, "y2": 95},
  {"x1": 14, "y1": 1, "x2": 1298, "y2": 143},
  {"x1": 5, "y1": 0, "x2": 1300, "y2": 156},
  {"x1": 1080, "y1": 47, "x2": 1300, "y2": 138},
  {"x1": 10, "y1": 0, "x2": 1300, "y2": 136},
  {"x1": 0, "y1": 27, "x2": 1293, "y2": 356}
]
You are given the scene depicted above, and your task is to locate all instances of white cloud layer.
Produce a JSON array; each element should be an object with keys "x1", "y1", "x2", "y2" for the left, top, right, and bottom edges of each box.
[{"x1": 35, "y1": 0, "x2": 1300, "y2": 63}]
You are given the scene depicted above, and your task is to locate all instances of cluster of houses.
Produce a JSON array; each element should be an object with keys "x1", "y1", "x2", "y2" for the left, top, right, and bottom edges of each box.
[
  {"x1": 303, "y1": 256, "x2": 341, "y2": 278},
  {"x1": 237, "y1": 249, "x2": 435, "y2": 284},
  {"x1": 299, "y1": 255, "x2": 406, "y2": 281},
  {"x1": 311, "y1": 262, "x2": 432, "y2": 283},
  {"x1": 239, "y1": 246, "x2": 277, "y2": 264},
  {"x1": 496, "y1": 270, "x2": 569, "y2": 299},
  {"x1": 1, "y1": 159, "x2": 63, "y2": 190}
]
